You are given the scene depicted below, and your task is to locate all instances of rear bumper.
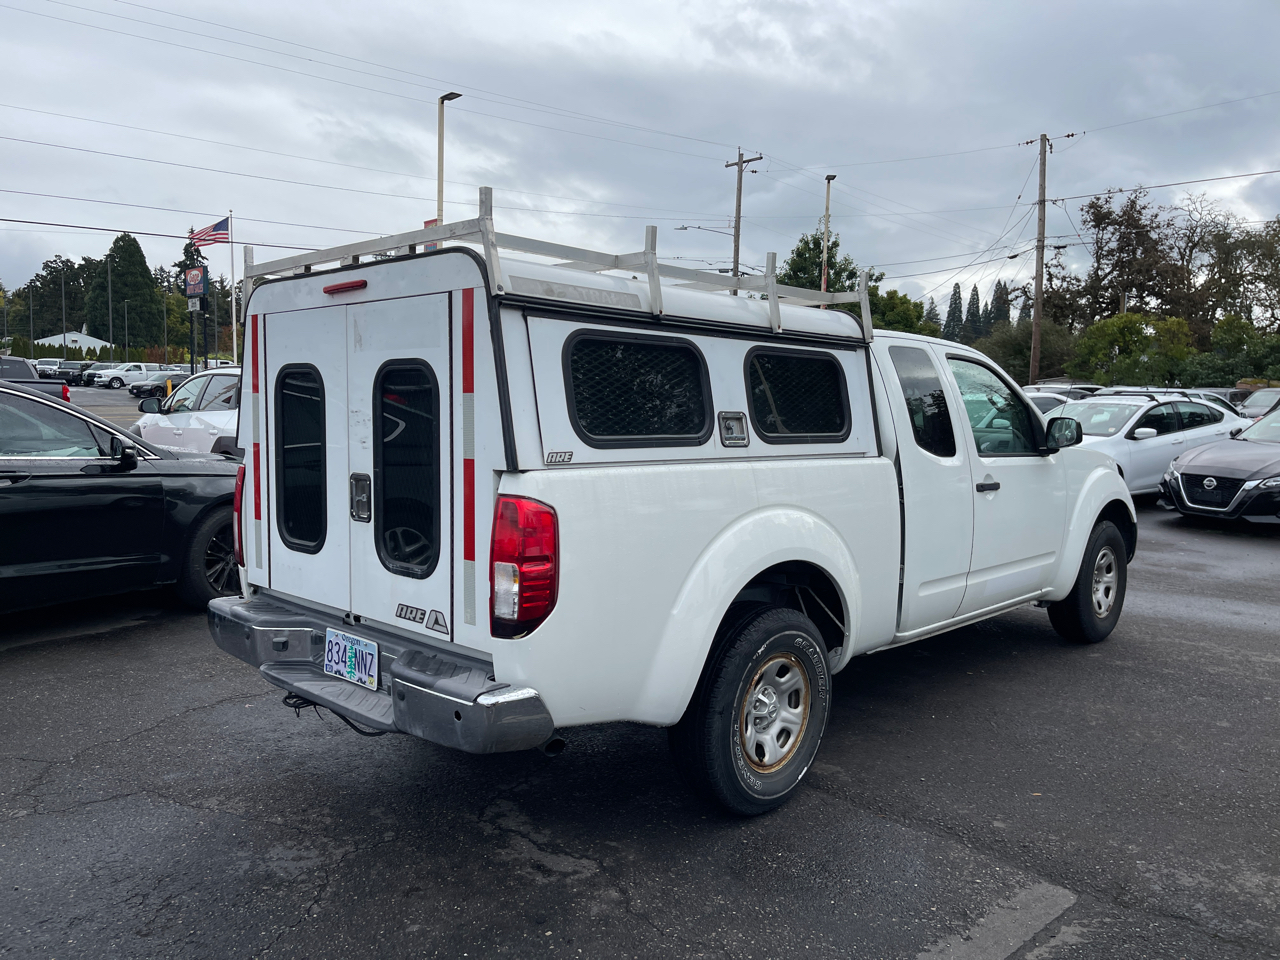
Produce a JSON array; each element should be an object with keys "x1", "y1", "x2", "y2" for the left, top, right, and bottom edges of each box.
[{"x1": 208, "y1": 595, "x2": 555, "y2": 753}]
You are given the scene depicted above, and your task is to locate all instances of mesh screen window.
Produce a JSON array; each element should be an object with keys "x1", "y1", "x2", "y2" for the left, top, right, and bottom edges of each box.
[
  {"x1": 566, "y1": 335, "x2": 711, "y2": 446},
  {"x1": 746, "y1": 350, "x2": 849, "y2": 442}
]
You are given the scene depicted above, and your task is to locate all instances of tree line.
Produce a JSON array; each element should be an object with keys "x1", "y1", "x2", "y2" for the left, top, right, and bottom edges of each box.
[
  {"x1": 778, "y1": 189, "x2": 1280, "y2": 387},
  {"x1": 0, "y1": 232, "x2": 239, "y2": 361}
]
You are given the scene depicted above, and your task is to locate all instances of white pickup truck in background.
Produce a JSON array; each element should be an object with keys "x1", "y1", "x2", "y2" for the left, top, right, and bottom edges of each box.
[{"x1": 209, "y1": 193, "x2": 1135, "y2": 815}]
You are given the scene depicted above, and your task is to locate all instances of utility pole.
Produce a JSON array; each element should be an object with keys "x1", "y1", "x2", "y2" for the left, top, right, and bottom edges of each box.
[
  {"x1": 107, "y1": 254, "x2": 114, "y2": 365},
  {"x1": 1028, "y1": 133, "x2": 1048, "y2": 385},
  {"x1": 821, "y1": 174, "x2": 836, "y2": 308},
  {"x1": 726, "y1": 147, "x2": 763, "y2": 294},
  {"x1": 60, "y1": 266, "x2": 67, "y2": 360},
  {"x1": 437, "y1": 92, "x2": 462, "y2": 226}
]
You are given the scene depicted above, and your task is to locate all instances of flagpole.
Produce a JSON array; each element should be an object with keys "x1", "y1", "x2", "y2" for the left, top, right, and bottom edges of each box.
[{"x1": 228, "y1": 210, "x2": 237, "y2": 366}]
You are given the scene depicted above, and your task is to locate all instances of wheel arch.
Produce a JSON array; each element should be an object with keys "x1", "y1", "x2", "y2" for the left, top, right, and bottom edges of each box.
[
  {"x1": 635, "y1": 507, "x2": 860, "y2": 728},
  {"x1": 1045, "y1": 466, "x2": 1136, "y2": 601}
]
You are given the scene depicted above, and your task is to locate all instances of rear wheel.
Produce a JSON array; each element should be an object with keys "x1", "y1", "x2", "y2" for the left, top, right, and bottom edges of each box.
[
  {"x1": 669, "y1": 607, "x2": 831, "y2": 816},
  {"x1": 1048, "y1": 520, "x2": 1127, "y2": 644},
  {"x1": 176, "y1": 506, "x2": 238, "y2": 609}
]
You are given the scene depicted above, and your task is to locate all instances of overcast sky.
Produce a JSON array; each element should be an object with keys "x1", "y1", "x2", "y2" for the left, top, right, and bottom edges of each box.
[{"x1": 3, "y1": 0, "x2": 1279, "y2": 310}]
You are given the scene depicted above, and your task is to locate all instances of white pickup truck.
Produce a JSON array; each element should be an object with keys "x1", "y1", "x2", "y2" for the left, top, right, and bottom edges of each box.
[{"x1": 209, "y1": 191, "x2": 1135, "y2": 815}]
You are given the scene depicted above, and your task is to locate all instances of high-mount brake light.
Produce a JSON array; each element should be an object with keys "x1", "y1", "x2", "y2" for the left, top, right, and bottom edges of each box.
[
  {"x1": 232, "y1": 463, "x2": 246, "y2": 567},
  {"x1": 322, "y1": 279, "x2": 368, "y2": 295},
  {"x1": 489, "y1": 496, "x2": 558, "y2": 637}
]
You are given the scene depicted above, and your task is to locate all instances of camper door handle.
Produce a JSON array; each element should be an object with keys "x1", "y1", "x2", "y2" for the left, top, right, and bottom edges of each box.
[
  {"x1": 350, "y1": 473, "x2": 372, "y2": 522},
  {"x1": 975, "y1": 481, "x2": 1001, "y2": 493}
]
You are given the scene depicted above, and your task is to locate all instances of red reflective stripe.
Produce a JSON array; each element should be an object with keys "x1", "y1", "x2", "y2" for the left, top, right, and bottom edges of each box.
[
  {"x1": 253, "y1": 442, "x2": 262, "y2": 520},
  {"x1": 461, "y1": 288, "x2": 474, "y2": 393},
  {"x1": 463, "y1": 458, "x2": 475, "y2": 562},
  {"x1": 250, "y1": 315, "x2": 259, "y2": 394}
]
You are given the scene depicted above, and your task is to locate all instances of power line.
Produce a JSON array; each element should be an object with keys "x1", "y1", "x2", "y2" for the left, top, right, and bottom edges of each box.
[
  {"x1": 0, "y1": 217, "x2": 317, "y2": 249},
  {"x1": 1051, "y1": 167, "x2": 1280, "y2": 203}
]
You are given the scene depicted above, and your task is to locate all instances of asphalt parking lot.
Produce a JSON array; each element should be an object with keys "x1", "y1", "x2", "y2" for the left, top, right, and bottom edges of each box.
[
  {"x1": 2, "y1": 501, "x2": 1277, "y2": 960},
  {"x1": 68, "y1": 383, "x2": 155, "y2": 429}
]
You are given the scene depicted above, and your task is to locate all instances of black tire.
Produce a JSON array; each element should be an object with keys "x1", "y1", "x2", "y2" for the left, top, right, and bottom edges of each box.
[
  {"x1": 176, "y1": 506, "x2": 238, "y2": 609},
  {"x1": 108, "y1": 377, "x2": 123, "y2": 389},
  {"x1": 669, "y1": 606, "x2": 831, "y2": 816},
  {"x1": 1048, "y1": 520, "x2": 1127, "y2": 644}
]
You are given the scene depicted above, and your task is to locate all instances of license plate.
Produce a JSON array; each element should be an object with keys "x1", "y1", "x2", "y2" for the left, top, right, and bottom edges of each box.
[{"x1": 323, "y1": 628, "x2": 379, "y2": 690}]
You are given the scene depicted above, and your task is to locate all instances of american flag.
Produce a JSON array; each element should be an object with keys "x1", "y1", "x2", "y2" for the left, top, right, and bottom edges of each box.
[{"x1": 191, "y1": 217, "x2": 230, "y2": 248}]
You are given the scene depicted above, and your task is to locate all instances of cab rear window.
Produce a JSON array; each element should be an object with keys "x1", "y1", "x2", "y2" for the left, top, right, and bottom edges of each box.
[{"x1": 565, "y1": 333, "x2": 711, "y2": 447}]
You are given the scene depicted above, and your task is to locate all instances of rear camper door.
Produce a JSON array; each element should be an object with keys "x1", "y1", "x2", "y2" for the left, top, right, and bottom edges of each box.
[{"x1": 345, "y1": 295, "x2": 453, "y2": 640}]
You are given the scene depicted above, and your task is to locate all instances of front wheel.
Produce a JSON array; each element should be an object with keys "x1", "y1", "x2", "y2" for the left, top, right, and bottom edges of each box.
[
  {"x1": 176, "y1": 506, "x2": 238, "y2": 609},
  {"x1": 669, "y1": 607, "x2": 831, "y2": 816},
  {"x1": 1048, "y1": 520, "x2": 1127, "y2": 644},
  {"x1": 109, "y1": 377, "x2": 123, "y2": 389}
]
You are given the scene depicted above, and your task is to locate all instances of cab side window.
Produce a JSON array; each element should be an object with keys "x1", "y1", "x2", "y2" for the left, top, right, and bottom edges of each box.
[
  {"x1": 1133, "y1": 403, "x2": 1178, "y2": 435},
  {"x1": 888, "y1": 345, "x2": 956, "y2": 458},
  {"x1": 0, "y1": 393, "x2": 103, "y2": 458},
  {"x1": 200, "y1": 375, "x2": 240, "y2": 411},
  {"x1": 1174, "y1": 401, "x2": 1221, "y2": 428},
  {"x1": 946, "y1": 358, "x2": 1037, "y2": 455},
  {"x1": 165, "y1": 377, "x2": 206, "y2": 413}
]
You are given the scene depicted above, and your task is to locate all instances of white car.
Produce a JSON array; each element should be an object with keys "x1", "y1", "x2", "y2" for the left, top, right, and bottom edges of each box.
[
  {"x1": 1055, "y1": 396, "x2": 1251, "y2": 494},
  {"x1": 132, "y1": 367, "x2": 241, "y2": 455}
]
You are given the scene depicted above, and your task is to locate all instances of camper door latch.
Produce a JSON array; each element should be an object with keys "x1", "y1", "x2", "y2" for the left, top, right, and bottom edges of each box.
[{"x1": 350, "y1": 473, "x2": 372, "y2": 522}]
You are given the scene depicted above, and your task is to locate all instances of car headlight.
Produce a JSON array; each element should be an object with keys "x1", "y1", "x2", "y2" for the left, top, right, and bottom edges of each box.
[{"x1": 1260, "y1": 476, "x2": 1280, "y2": 489}]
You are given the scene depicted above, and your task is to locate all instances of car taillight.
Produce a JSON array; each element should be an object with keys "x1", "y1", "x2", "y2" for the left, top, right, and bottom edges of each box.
[
  {"x1": 490, "y1": 495, "x2": 558, "y2": 637},
  {"x1": 62, "y1": 384, "x2": 70, "y2": 402},
  {"x1": 232, "y1": 464, "x2": 245, "y2": 567}
]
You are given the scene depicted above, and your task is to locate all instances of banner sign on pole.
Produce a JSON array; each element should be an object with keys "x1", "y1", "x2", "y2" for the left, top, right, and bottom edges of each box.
[
  {"x1": 187, "y1": 297, "x2": 201, "y2": 312},
  {"x1": 184, "y1": 266, "x2": 207, "y2": 297}
]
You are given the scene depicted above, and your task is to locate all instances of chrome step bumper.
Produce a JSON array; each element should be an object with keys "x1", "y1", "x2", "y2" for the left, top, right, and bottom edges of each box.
[{"x1": 208, "y1": 595, "x2": 554, "y2": 753}]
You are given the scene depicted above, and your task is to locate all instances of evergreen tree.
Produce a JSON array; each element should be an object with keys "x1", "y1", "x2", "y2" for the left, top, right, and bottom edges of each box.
[
  {"x1": 777, "y1": 222, "x2": 857, "y2": 292},
  {"x1": 85, "y1": 234, "x2": 164, "y2": 349},
  {"x1": 943, "y1": 283, "x2": 964, "y2": 341},
  {"x1": 963, "y1": 285, "x2": 982, "y2": 343},
  {"x1": 923, "y1": 297, "x2": 941, "y2": 330},
  {"x1": 1017, "y1": 297, "x2": 1032, "y2": 325},
  {"x1": 979, "y1": 301, "x2": 992, "y2": 339},
  {"x1": 991, "y1": 280, "x2": 1012, "y2": 332},
  {"x1": 173, "y1": 233, "x2": 209, "y2": 277}
]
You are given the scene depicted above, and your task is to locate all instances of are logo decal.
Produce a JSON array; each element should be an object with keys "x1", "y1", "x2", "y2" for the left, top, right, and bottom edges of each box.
[
  {"x1": 545, "y1": 450, "x2": 573, "y2": 464},
  {"x1": 395, "y1": 603, "x2": 426, "y2": 624}
]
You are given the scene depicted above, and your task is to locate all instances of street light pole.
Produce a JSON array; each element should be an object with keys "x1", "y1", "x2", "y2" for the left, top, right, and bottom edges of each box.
[
  {"x1": 437, "y1": 92, "x2": 462, "y2": 226},
  {"x1": 821, "y1": 174, "x2": 836, "y2": 309},
  {"x1": 29, "y1": 281, "x2": 34, "y2": 358},
  {"x1": 123, "y1": 300, "x2": 129, "y2": 362},
  {"x1": 108, "y1": 254, "x2": 114, "y2": 365}
]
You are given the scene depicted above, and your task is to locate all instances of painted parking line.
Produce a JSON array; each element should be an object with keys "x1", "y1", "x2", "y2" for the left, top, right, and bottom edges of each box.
[{"x1": 916, "y1": 883, "x2": 1077, "y2": 960}]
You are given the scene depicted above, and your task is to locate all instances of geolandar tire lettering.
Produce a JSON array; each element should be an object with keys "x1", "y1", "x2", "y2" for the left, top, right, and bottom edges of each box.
[
  {"x1": 670, "y1": 606, "x2": 832, "y2": 816},
  {"x1": 1048, "y1": 519, "x2": 1127, "y2": 645}
]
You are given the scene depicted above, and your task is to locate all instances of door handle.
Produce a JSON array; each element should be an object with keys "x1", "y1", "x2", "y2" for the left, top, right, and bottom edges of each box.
[
  {"x1": 1171, "y1": 437, "x2": 1184, "y2": 444},
  {"x1": 976, "y1": 481, "x2": 1001, "y2": 493},
  {"x1": 0, "y1": 473, "x2": 31, "y2": 485},
  {"x1": 350, "y1": 473, "x2": 371, "y2": 522}
]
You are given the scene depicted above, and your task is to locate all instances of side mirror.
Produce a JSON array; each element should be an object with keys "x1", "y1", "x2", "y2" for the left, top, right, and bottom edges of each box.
[
  {"x1": 1045, "y1": 416, "x2": 1082, "y2": 453},
  {"x1": 1230, "y1": 426, "x2": 1243, "y2": 438},
  {"x1": 138, "y1": 397, "x2": 161, "y2": 414},
  {"x1": 1133, "y1": 427, "x2": 1158, "y2": 440},
  {"x1": 109, "y1": 436, "x2": 139, "y2": 469}
]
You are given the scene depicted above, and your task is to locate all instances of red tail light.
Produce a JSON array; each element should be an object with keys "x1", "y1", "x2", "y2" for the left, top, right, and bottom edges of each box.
[
  {"x1": 490, "y1": 495, "x2": 558, "y2": 637},
  {"x1": 232, "y1": 464, "x2": 246, "y2": 567},
  {"x1": 62, "y1": 384, "x2": 70, "y2": 402}
]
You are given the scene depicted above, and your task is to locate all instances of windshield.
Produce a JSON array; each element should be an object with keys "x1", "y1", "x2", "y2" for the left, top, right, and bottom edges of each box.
[
  {"x1": 1240, "y1": 389, "x2": 1280, "y2": 413},
  {"x1": 1056, "y1": 401, "x2": 1144, "y2": 437},
  {"x1": 1238, "y1": 409, "x2": 1280, "y2": 442}
]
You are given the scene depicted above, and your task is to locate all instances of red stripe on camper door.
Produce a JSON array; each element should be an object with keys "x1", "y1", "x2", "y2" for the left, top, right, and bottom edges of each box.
[
  {"x1": 250, "y1": 315, "x2": 259, "y2": 393},
  {"x1": 461, "y1": 288, "x2": 475, "y2": 392}
]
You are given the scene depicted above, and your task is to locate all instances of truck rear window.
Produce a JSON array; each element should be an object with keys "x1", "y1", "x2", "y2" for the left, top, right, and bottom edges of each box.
[
  {"x1": 565, "y1": 333, "x2": 711, "y2": 447},
  {"x1": 275, "y1": 365, "x2": 326, "y2": 553},
  {"x1": 746, "y1": 349, "x2": 849, "y2": 443},
  {"x1": 374, "y1": 362, "x2": 440, "y2": 578}
]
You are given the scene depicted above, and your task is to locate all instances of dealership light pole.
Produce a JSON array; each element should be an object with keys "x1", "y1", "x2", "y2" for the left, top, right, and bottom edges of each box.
[
  {"x1": 60, "y1": 266, "x2": 67, "y2": 360},
  {"x1": 107, "y1": 254, "x2": 115, "y2": 365},
  {"x1": 437, "y1": 92, "x2": 462, "y2": 225},
  {"x1": 29, "y1": 281, "x2": 34, "y2": 358},
  {"x1": 123, "y1": 300, "x2": 129, "y2": 362}
]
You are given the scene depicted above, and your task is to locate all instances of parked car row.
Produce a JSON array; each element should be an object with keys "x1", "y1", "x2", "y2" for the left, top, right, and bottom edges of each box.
[{"x1": 129, "y1": 370, "x2": 192, "y2": 398}]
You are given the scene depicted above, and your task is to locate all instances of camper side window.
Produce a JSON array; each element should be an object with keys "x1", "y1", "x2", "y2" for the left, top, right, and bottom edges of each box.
[
  {"x1": 276, "y1": 365, "x2": 326, "y2": 553},
  {"x1": 564, "y1": 332, "x2": 712, "y2": 448},
  {"x1": 745, "y1": 348, "x2": 850, "y2": 443}
]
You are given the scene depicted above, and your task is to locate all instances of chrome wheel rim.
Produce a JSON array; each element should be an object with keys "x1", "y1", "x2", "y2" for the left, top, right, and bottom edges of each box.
[
  {"x1": 739, "y1": 651, "x2": 810, "y2": 774},
  {"x1": 204, "y1": 522, "x2": 237, "y2": 594},
  {"x1": 1091, "y1": 546, "x2": 1118, "y2": 619}
]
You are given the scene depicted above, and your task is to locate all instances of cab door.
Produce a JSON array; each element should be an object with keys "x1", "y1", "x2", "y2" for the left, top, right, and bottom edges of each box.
[
  {"x1": 264, "y1": 306, "x2": 351, "y2": 611},
  {"x1": 1125, "y1": 403, "x2": 1182, "y2": 490},
  {"x1": 345, "y1": 296, "x2": 452, "y2": 640},
  {"x1": 943, "y1": 354, "x2": 1067, "y2": 615}
]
